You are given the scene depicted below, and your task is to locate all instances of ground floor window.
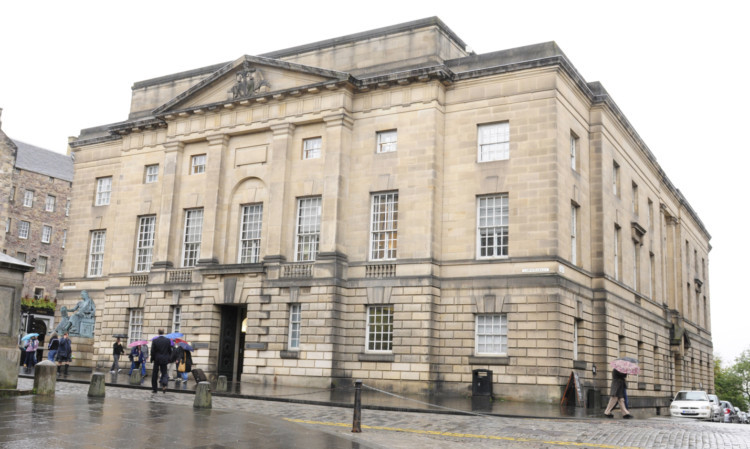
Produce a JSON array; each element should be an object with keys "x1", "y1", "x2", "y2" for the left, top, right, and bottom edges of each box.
[
  {"x1": 475, "y1": 314, "x2": 507, "y2": 355},
  {"x1": 171, "y1": 306, "x2": 181, "y2": 334},
  {"x1": 128, "y1": 309, "x2": 143, "y2": 345},
  {"x1": 288, "y1": 304, "x2": 301, "y2": 350},
  {"x1": 366, "y1": 305, "x2": 393, "y2": 352}
]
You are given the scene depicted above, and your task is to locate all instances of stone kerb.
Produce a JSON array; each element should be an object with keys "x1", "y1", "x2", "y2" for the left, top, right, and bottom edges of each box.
[{"x1": 33, "y1": 360, "x2": 57, "y2": 395}]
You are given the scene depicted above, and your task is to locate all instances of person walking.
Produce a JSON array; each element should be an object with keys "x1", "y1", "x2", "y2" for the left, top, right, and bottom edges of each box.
[
  {"x1": 56, "y1": 333, "x2": 72, "y2": 376},
  {"x1": 174, "y1": 345, "x2": 193, "y2": 383},
  {"x1": 603, "y1": 368, "x2": 632, "y2": 419},
  {"x1": 150, "y1": 329, "x2": 172, "y2": 394},
  {"x1": 23, "y1": 336, "x2": 39, "y2": 373},
  {"x1": 47, "y1": 333, "x2": 59, "y2": 362},
  {"x1": 110, "y1": 338, "x2": 124, "y2": 373},
  {"x1": 128, "y1": 345, "x2": 147, "y2": 377}
]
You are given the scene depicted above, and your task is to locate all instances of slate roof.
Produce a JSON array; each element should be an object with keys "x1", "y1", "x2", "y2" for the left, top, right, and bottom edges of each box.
[
  {"x1": 0, "y1": 252, "x2": 34, "y2": 271},
  {"x1": 12, "y1": 140, "x2": 74, "y2": 182}
]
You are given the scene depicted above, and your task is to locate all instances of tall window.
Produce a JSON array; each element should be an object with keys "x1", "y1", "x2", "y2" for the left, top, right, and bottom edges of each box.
[
  {"x1": 23, "y1": 190, "x2": 34, "y2": 207},
  {"x1": 95, "y1": 177, "x2": 112, "y2": 206},
  {"x1": 295, "y1": 197, "x2": 321, "y2": 261},
  {"x1": 45, "y1": 195, "x2": 56, "y2": 212},
  {"x1": 478, "y1": 122, "x2": 510, "y2": 162},
  {"x1": 19, "y1": 221, "x2": 30, "y2": 239},
  {"x1": 571, "y1": 204, "x2": 579, "y2": 265},
  {"x1": 612, "y1": 162, "x2": 620, "y2": 196},
  {"x1": 366, "y1": 305, "x2": 393, "y2": 352},
  {"x1": 135, "y1": 216, "x2": 156, "y2": 272},
  {"x1": 182, "y1": 209, "x2": 204, "y2": 267},
  {"x1": 36, "y1": 256, "x2": 48, "y2": 274},
  {"x1": 191, "y1": 155, "x2": 206, "y2": 174},
  {"x1": 42, "y1": 225, "x2": 52, "y2": 244},
  {"x1": 370, "y1": 192, "x2": 398, "y2": 260},
  {"x1": 376, "y1": 130, "x2": 397, "y2": 153},
  {"x1": 62, "y1": 230, "x2": 67, "y2": 249},
  {"x1": 632, "y1": 182, "x2": 639, "y2": 214},
  {"x1": 302, "y1": 137, "x2": 322, "y2": 159},
  {"x1": 239, "y1": 204, "x2": 263, "y2": 264},
  {"x1": 88, "y1": 230, "x2": 106, "y2": 277},
  {"x1": 171, "y1": 306, "x2": 182, "y2": 333},
  {"x1": 65, "y1": 199, "x2": 71, "y2": 216},
  {"x1": 475, "y1": 314, "x2": 508, "y2": 355},
  {"x1": 614, "y1": 225, "x2": 621, "y2": 281},
  {"x1": 128, "y1": 309, "x2": 143, "y2": 345},
  {"x1": 573, "y1": 320, "x2": 580, "y2": 360},
  {"x1": 9, "y1": 186, "x2": 15, "y2": 202},
  {"x1": 477, "y1": 194, "x2": 509, "y2": 258},
  {"x1": 570, "y1": 132, "x2": 578, "y2": 170},
  {"x1": 5, "y1": 218, "x2": 9, "y2": 233},
  {"x1": 288, "y1": 304, "x2": 301, "y2": 350},
  {"x1": 647, "y1": 199, "x2": 654, "y2": 229},
  {"x1": 145, "y1": 164, "x2": 159, "y2": 183},
  {"x1": 649, "y1": 252, "x2": 656, "y2": 298}
]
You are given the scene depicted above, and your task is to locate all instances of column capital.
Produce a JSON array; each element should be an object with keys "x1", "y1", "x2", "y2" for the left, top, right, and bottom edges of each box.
[
  {"x1": 163, "y1": 141, "x2": 185, "y2": 153},
  {"x1": 270, "y1": 123, "x2": 296, "y2": 136},
  {"x1": 323, "y1": 113, "x2": 354, "y2": 129},
  {"x1": 206, "y1": 134, "x2": 230, "y2": 147}
]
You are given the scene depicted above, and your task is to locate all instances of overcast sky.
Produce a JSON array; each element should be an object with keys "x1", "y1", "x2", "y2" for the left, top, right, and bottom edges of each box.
[{"x1": 1, "y1": 1, "x2": 747, "y2": 365}]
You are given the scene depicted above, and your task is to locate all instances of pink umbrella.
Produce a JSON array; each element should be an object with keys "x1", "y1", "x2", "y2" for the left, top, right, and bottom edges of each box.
[
  {"x1": 127, "y1": 340, "x2": 148, "y2": 348},
  {"x1": 610, "y1": 357, "x2": 640, "y2": 375}
]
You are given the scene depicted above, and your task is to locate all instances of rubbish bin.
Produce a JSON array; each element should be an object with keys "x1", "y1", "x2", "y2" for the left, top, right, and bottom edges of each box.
[{"x1": 472, "y1": 369, "x2": 493, "y2": 397}]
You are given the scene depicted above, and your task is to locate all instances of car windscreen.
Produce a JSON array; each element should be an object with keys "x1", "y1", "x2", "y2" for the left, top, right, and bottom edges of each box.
[{"x1": 675, "y1": 392, "x2": 708, "y2": 401}]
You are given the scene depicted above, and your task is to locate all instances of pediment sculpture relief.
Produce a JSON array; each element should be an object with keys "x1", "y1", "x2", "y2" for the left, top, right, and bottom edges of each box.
[{"x1": 229, "y1": 61, "x2": 271, "y2": 99}]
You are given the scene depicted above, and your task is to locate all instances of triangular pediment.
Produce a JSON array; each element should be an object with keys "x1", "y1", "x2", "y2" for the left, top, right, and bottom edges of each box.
[{"x1": 154, "y1": 55, "x2": 350, "y2": 115}]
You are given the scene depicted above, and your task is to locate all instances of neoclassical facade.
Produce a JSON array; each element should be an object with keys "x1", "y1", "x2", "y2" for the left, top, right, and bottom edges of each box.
[{"x1": 61, "y1": 17, "x2": 712, "y2": 405}]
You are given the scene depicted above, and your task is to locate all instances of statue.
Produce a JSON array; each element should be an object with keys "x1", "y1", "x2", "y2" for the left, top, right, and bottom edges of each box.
[
  {"x1": 54, "y1": 306, "x2": 72, "y2": 335},
  {"x1": 229, "y1": 61, "x2": 270, "y2": 99},
  {"x1": 64, "y1": 291, "x2": 97, "y2": 338}
]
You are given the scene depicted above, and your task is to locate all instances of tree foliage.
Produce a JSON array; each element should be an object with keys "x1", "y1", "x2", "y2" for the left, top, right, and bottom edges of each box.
[{"x1": 715, "y1": 355, "x2": 749, "y2": 410}]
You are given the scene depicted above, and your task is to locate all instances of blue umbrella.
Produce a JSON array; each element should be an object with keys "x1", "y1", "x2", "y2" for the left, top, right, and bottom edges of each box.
[
  {"x1": 21, "y1": 333, "x2": 39, "y2": 341},
  {"x1": 166, "y1": 332, "x2": 183, "y2": 339},
  {"x1": 176, "y1": 341, "x2": 193, "y2": 352}
]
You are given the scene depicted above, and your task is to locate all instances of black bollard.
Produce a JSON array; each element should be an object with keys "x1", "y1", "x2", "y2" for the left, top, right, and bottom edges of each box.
[{"x1": 352, "y1": 380, "x2": 362, "y2": 433}]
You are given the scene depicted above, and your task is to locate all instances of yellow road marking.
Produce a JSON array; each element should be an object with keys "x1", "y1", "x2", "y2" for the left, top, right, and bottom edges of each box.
[{"x1": 283, "y1": 418, "x2": 644, "y2": 449}]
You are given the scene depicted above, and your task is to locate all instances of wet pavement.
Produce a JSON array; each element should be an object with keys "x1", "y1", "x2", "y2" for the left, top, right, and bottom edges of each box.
[
  {"x1": 17, "y1": 368, "x2": 655, "y2": 420},
  {"x1": 5, "y1": 374, "x2": 750, "y2": 449}
]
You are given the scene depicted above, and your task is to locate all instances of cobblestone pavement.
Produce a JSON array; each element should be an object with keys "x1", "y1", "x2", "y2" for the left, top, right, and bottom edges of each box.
[{"x1": 14, "y1": 379, "x2": 750, "y2": 449}]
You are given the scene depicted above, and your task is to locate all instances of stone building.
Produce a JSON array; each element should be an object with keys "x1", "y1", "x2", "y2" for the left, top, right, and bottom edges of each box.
[
  {"x1": 0, "y1": 110, "x2": 74, "y2": 337},
  {"x1": 61, "y1": 17, "x2": 712, "y2": 406}
]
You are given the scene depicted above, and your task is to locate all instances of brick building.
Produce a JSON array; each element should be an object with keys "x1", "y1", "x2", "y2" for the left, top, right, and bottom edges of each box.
[{"x1": 61, "y1": 18, "x2": 712, "y2": 406}]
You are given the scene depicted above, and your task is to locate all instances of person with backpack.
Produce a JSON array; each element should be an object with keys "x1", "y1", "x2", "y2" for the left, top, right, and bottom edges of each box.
[
  {"x1": 56, "y1": 333, "x2": 72, "y2": 376},
  {"x1": 47, "y1": 333, "x2": 59, "y2": 362}
]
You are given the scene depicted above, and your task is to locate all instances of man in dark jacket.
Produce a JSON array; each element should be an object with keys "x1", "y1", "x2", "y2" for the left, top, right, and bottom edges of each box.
[
  {"x1": 150, "y1": 329, "x2": 172, "y2": 393},
  {"x1": 56, "y1": 333, "x2": 72, "y2": 376}
]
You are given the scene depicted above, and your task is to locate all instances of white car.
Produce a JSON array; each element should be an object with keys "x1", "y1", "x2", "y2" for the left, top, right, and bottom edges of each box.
[{"x1": 670, "y1": 390, "x2": 712, "y2": 419}]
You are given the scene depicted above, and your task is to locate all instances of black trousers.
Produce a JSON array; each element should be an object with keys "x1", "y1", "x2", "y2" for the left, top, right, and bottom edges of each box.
[{"x1": 151, "y1": 362, "x2": 169, "y2": 391}]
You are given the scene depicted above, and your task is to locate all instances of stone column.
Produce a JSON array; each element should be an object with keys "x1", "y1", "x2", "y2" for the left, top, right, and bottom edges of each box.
[
  {"x1": 152, "y1": 141, "x2": 184, "y2": 268},
  {"x1": 264, "y1": 123, "x2": 295, "y2": 261},
  {"x1": 318, "y1": 113, "x2": 353, "y2": 256},
  {"x1": 33, "y1": 360, "x2": 57, "y2": 395},
  {"x1": 200, "y1": 135, "x2": 229, "y2": 264},
  {"x1": 0, "y1": 258, "x2": 32, "y2": 389}
]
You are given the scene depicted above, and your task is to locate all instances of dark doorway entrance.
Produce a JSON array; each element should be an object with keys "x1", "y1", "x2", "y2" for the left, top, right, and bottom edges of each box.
[{"x1": 217, "y1": 306, "x2": 246, "y2": 382}]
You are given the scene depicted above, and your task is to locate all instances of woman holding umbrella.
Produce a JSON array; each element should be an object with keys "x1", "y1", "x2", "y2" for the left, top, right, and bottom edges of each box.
[
  {"x1": 21, "y1": 334, "x2": 39, "y2": 373},
  {"x1": 127, "y1": 341, "x2": 148, "y2": 378},
  {"x1": 604, "y1": 357, "x2": 638, "y2": 419},
  {"x1": 174, "y1": 341, "x2": 193, "y2": 383}
]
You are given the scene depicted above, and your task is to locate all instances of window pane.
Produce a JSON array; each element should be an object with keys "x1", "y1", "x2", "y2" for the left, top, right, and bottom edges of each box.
[
  {"x1": 370, "y1": 192, "x2": 398, "y2": 260},
  {"x1": 303, "y1": 137, "x2": 322, "y2": 159},
  {"x1": 477, "y1": 195, "x2": 509, "y2": 258},
  {"x1": 88, "y1": 230, "x2": 106, "y2": 277},
  {"x1": 367, "y1": 306, "x2": 393, "y2": 352},
  {"x1": 376, "y1": 130, "x2": 397, "y2": 153},
  {"x1": 239, "y1": 204, "x2": 263, "y2": 263},
  {"x1": 478, "y1": 123, "x2": 509, "y2": 162},
  {"x1": 476, "y1": 314, "x2": 507, "y2": 354},
  {"x1": 295, "y1": 198, "x2": 321, "y2": 261},
  {"x1": 182, "y1": 209, "x2": 203, "y2": 267},
  {"x1": 135, "y1": 216, "x2": 156, "y2": 272}
]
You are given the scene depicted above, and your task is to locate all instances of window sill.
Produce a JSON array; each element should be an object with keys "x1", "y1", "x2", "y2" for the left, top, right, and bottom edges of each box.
[
  {"x1": 280, "y1": 351, "x2": 299, "y2": 359},
  {"x1": 358, "y1": 353, "x2": 394, "y2": 362},
  {"x1": 468, "y1": 356, "x2": 509, "y2": 365}
]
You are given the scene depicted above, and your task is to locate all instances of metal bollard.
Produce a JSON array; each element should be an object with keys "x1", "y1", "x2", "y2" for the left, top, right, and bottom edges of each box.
[{"x1": 352, "y1": 379, "x2": 362, "y2": 433}]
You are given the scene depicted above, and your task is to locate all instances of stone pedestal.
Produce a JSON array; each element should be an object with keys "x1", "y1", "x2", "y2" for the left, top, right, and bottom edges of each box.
[
  {"x1": 69, "y1": 337, "x2": 94, "y2": 369},
  {"x1": 88, "y1": 372, "x2": 105, "y2": 397},
  {"x1": 194, "y1": 381, "x2": 212, "y2": 408},
  {"x1": 33, "y1": 361, "x2": 57, "y2": 395},
  {"x1": 129, "y1": 371, "x2": 143, "y2": 385},
  {"x1": 0, "y1": 256, "x2": 33, "y2": 389}
]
